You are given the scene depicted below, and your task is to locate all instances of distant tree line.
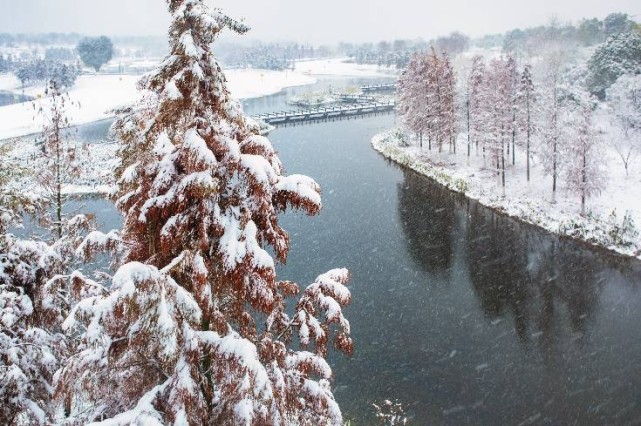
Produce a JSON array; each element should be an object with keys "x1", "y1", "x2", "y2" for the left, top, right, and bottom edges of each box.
[
  {"x1": 218, "y1": 42, "x2": 331, "y2": 70},
  {"x1": 396, "y1": 14, "x2": 641, "y2": 214},
  {"x1": 14, "y1": 59, "x2": 81, "y2": 88},
  {"x1": 478, "y1": 12, "x2": 641, "y2": 54},
  {"x1": 0, "y1": 32, "x2": 84, "y2": 47},
  {"x1": 341, "y1": 32, "x2": 471, "y2": 69}
]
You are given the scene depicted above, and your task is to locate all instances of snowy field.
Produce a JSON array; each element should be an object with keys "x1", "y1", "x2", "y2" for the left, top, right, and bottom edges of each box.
[
  {"x1": 0, "y1": 69, "x2": 316, "y2": 140},
  {"x1": 294, "y1": 57, "x2": 399, "y2": 77},
  {"x1": 0, "y1": 58, "x2": 395, "y2": 196},
  {"x1": 372, "y1": 130, "x2": 641, "y2": 259},
  {"x1": 0, "y1": 58, "x2": 397, "y2": 140}
]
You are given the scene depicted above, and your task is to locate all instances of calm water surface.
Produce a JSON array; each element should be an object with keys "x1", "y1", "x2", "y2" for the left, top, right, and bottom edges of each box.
[
  {"x1": 0, "y1": 90, "x2": 33, "y2": 106},
  {"x1": 70, "y1": 77, "x2": 641, "y2": 425}
]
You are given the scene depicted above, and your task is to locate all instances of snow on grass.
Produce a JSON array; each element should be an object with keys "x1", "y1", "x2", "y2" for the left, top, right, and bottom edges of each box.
[
  {"x1": 372, "y1": 128, "x2": 641, "y2": 259},
  {"x1": 295, "y1": 57, "x2": 399, "y2": 77},
  {"x1": 225, "y1": 68, "x2": 315, "y2": 99}
]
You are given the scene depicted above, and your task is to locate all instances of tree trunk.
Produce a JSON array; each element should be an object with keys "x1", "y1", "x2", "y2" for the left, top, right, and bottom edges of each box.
[
  {"x1": 581, "y1": 148, "x2": 587, "y2": 216},
  {"x1": 501, "y1": 141, "x2": 506, "y2": 195},
  {"x1": 512, "y1": 125, "x2": 516, "y2": 166},
  {"x1": 526, "y1": 101, "x2": 531, "y2": 182},
  {"x1": 466, "y1": 95, "x2": 471, "y2": 157},
  {"x1": 55, "y1": 119, "x2": 62, "y2": 240},
  {"x1": 552, "y1": 139, "x2": 557, "y2": 203}
]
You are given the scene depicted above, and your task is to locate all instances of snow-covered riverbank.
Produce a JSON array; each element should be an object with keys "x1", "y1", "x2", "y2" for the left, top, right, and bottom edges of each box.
[
  {"x1": 0, "y1": 69, "x2": 316, "y2": 140},
  {"x1": 372, "y1": 129, "x2": 641, "y2": 260},
  {"x1": 0, "y1": 59, "x2": 395, "y2": 196}
]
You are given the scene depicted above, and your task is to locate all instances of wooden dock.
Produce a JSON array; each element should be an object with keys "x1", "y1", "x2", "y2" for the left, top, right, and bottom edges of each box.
[{"x1": 252, "y1": 101, "x2": 395, "y2": 126}]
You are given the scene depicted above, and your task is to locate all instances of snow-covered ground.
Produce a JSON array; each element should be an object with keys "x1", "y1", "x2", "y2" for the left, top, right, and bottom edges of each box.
[
  {"x1": 372, "y1": 129, "x2": 641, "y2": 260},
  {"x1": 226, "y1": 68, "x2": 315, "y2": 99},
  {"x1": 0, "y1": 69, "x2": 316, "y2": 140},
  {"x1": 294, "y1": 57, "x2": 399, "y2": 77},
  {"x1": 0, "y1": 58, "x2": 396, "y2": 140},
  {"x1": 0, "y1": 57, "x2": 396, "y2": 195}
]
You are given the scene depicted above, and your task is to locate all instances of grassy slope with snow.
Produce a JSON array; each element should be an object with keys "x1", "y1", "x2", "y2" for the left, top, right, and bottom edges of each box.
[{"x1": 372, "y1": 129, "x2": 641, "y2": 259}]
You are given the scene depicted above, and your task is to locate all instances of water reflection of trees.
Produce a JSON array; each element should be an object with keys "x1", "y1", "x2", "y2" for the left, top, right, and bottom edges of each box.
[
  {"x1": 465, "y1": 200, "x2": 606, "y2": 349},
  {"x1": 396, "y1": 167, "x2": 641, "y2": 354},
  {"x1": 397, "y1": 170, "x2": 456, "y2": 276}
]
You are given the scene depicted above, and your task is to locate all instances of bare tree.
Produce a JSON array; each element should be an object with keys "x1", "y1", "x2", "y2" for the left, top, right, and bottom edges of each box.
[
  {"x1": 562, "y1": 89, "x2": 606, "y2": 215},
  {"x1": 606, "y1": 74, "x2": 641, "y2": 176}
]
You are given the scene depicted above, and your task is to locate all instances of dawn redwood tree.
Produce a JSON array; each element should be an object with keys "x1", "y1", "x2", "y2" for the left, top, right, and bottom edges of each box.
[
  {"x1": 562, "y1": 90, "x2": 606, "y2": 215},
  {"x1": 481, "y1": 58, "x2": 513, "y2": 193},
  {"x1": 440, "y1": 51, "x2": 457, "y2": 154},
  {"x1": 539, "y1": 51, "x2": 565, "y2": 202},
  {"x1": 36, "y1": 80, "x2": 83, "y2": 240},
  {"x1": 1, "y1": 90, "x2": 98, "y2": 424},
  {"x1": 468, "y1": 55, "x2": 486, "y2": 156},
  {"x1": 506, "y1": 56, "x2": 518, "y2": 166},
  {"x1": 0, "y1": 143, "x2": 65, "y2": 425},
  {"x1": 606, "y1": 74, "x2": 641, "y2": 176},
  {"x1": 396, "y1": 52, "x2": 429, "y2": 147},
  {"x1": 516, "y1": 64, "x2": 537, "y2": 182},
  {"x1": 57, "y1": 1, "x2": 354, "y2": 424},
  {"x1": 427, "y1": 49, "x2": 444, "y2": 153}
]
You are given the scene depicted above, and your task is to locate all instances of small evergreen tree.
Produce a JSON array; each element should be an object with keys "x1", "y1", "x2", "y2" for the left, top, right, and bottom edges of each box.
[
  {"x1": 76, "y1": 36, "x2": 113, "y2": 72},
  {"x1": 35, "y1": 80, "x2": 82, "y2": 240},
  {"x1": 0, "y1": 143, "x2": 65, "y2": 425}
]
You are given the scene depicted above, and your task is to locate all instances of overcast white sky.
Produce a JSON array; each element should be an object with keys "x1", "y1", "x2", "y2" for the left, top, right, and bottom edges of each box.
[{"x1": 0, "y1": 0, "x2": 639, "y2": 44}]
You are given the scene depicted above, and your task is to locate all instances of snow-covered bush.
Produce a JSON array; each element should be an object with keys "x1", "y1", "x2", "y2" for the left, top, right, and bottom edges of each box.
[{"x1": 606, "y1": 209, "x2": 639, "y2": 247}]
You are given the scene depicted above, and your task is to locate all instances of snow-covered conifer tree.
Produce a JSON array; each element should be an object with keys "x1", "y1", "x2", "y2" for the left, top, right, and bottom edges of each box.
[
  {"x1": 35, "y1": 80, "x2": 83, "y2": 240},
  {"x1": 396, "y1": 53, "x2": 429, "y2": 147},
  {"x1": 539, "y1": 52, "x2": 565, "y2": 202},
  {"x1": 0, "y1": 143, "x2": 66, "y2": 425},
  {"x1": 56, "y1": 1, "x2": 353, "y2": 424},
  {"x1": 468, "y1": 56, "x2": 486, "y2": 156},
  {"x1": 440, "y1": 51, "x2": 457, "y2": 154},
  {"x1": 481, "y1": 58, "x2": 513, "y2": 193},
  {"x1": 506, "y1": 56, "x2": 519, "y2": 166},
  {"x1": 516, "y1": 64, "x2": 537, "y2": 182}
]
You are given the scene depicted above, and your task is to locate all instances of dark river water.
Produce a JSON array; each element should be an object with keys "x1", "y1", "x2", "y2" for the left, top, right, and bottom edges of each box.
[
  {"x1": 68, "y1": 77, "x2": 641, "y2": 425},
  {"x1": 0, "y1": 89, "x2": 33, "y2": 106}
]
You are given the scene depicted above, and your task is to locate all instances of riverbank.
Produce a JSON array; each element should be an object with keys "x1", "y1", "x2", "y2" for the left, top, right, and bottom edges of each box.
[
  {"x1": 0, "y1": 69, "x2": 317, "y2": 140},
  {"x1": 0, "y1": 62, "x2": 394, "y2": 196},
  {"x1": 0, "y1": 58, "x2": 399, "y2": 140},
  {"x1": 372, "y1": 129, "x2": 641, "y2": 260}
]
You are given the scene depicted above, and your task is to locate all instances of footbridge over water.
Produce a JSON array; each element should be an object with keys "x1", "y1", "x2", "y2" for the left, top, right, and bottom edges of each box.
[{"x1": 252, "y1": 101, "x2": 395, "y2": 127}]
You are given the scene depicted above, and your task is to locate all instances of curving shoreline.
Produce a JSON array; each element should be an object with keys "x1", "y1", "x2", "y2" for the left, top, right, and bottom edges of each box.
[{"x1": 372, "y1": 130, "x2": 641, "y2": 262}]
